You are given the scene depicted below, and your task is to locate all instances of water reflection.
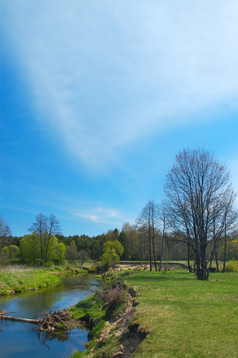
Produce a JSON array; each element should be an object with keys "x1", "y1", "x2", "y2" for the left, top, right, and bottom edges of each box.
[{"x1": 0, "y1": 275, "x2": 99, "y2": 358}]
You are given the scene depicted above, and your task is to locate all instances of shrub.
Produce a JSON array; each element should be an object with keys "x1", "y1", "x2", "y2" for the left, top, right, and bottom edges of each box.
[
  {"x1": 8, "y1": 258, "x2": 22, "y2": 265},
  {"x1": 225, "y1": 261, "x2": 238, "y2": 273}
]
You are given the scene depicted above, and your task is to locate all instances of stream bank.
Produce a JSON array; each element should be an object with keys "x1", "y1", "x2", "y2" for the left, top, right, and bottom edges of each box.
[
  {"x1": 71, "y1": 277, "x2": 148, "y2": 358},
  {"x1": 0, "y1": 265, "x2": 87, "y2": 295}
]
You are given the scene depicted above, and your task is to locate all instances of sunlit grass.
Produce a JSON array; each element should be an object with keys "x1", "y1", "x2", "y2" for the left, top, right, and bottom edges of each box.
[
  {"x1": 0, "y1": 265, "x2": 65, "y2": 294},
  {"x1": 126, "y1": 271, "x2": 238, "y2": 358}
]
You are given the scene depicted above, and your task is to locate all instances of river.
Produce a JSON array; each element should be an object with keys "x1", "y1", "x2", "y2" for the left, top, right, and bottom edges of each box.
[{"x1": 0, "y1": 275, "x2": 99, "y2": 358}]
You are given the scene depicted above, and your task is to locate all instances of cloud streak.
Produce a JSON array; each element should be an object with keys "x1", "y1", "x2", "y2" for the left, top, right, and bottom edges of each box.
[
  {"x1": 2, "y1": 0, "x2": 238, "y2": 169},
  {"x1": 72, "y1": 207, "x2": 124, "y2": 225}
]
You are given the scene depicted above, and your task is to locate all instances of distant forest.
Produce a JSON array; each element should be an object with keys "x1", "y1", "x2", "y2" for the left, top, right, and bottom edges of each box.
[{"x1": 2, "y1": 223, "x2": 238, "y2": 266}]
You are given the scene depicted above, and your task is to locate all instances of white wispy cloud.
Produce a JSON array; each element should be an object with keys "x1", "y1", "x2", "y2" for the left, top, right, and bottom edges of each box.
[
  {"x1": 72, "y1": 207, "x2": 123, "y2": 225},
  {"x1": 2, "y1": 0, "x2": 238, "y2": 169}
]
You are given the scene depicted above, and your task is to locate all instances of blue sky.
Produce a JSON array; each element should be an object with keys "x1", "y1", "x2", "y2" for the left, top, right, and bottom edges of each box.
[{"x1": 1, "y1": 0, "x2": 238, "y2": 237}]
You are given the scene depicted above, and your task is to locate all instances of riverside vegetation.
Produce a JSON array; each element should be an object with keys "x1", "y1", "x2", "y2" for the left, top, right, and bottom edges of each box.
[
  {"x1": 70, "y1": 275, "x2": 147, "y2": 358},
  {"x1": 1, "y1": 263, "x2": 238, "y2": 357},
  {"x1": 0, "y1": 264, "x2": 87, "y2": 295},
  {"x1": 69, "y1": 268, "x2": 238, "y2": 358}
]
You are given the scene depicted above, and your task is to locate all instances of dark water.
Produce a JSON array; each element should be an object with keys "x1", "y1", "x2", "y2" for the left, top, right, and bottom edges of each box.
[{"x1": 0, "y1": 275, "x2": 99, "y2": 358}]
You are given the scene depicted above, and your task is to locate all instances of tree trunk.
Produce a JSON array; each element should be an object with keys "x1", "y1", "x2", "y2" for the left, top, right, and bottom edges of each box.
[
  {"x1": 195, "y1": 252, "x2": 209, "y2": 280},
  {"x1": 0, "y1": 314, "x2": 39, "y2": 324},
  {"x1": 159, "y1": 234, "x2": 164, "y2": 272},
  {"x1": 215, "y1": 251, "x2": 219, "y2": 272},
  {"x1": 222, "y1": 226, "x2": 227, "y2": 273},
  {"x1": 187, "y1": 243, "x2": 192, "y2": 272},
  {"x1": 152, "y1": 227, "x2": 157, "y2": 271},
  {"x1": 196, "y1": 268, "x2": 209, "y2": 280},
  {"x1": 148, "y1": 227, "x2": 152, "y2": 271}
]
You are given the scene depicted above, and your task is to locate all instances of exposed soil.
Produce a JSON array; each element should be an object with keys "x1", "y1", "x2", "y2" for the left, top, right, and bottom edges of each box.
[
  {"x1": 87, "y1": 283, "x2": 148, "y2": 358},
  {"x1": 115, "y1": 261, "x2": 187, "y2": 271}
]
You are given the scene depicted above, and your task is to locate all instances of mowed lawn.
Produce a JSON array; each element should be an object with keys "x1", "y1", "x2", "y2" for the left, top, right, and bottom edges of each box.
[{"x1": 126, "y1": 271, "x2": 238, "y2": 358}]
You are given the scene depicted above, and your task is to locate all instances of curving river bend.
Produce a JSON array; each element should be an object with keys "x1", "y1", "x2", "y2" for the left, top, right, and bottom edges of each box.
[{"x1": 0, "y1": 275, "x2": 99, "y2": 358}]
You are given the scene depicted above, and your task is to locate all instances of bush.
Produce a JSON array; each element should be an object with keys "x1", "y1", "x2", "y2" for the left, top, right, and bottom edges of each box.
[
  {"x1": 0, "y1": 253, "x2": 8, "y2": 266},
  {"x1": 8, "y1": 258, "x2": 22, "y2": 265},
  {"x1": 225, "y1": 261, "x2": 238, "y2": 273}
]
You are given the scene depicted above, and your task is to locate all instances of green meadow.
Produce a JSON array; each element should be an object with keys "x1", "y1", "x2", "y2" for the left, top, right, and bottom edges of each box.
[{"x1": 125, "y1": 270, "x2": 238, "y2": 358}]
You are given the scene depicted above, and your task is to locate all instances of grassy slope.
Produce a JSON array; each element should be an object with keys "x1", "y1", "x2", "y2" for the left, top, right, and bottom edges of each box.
[
  {"x1": 0, "y1": 265, "x2": 86, "y2": 295},
  {"x1": 126, "y1": 270, "x2": 238, "y2": 358}
]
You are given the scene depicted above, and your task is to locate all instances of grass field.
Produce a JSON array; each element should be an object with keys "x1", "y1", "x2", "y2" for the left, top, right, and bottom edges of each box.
[{"x1": 125, "y1": 270, "x2": 238, "y2": 358}]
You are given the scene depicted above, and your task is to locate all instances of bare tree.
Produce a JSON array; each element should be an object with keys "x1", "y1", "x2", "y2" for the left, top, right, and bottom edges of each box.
[
  {"x1": 137, "y1": 225, "x2": 148, "y2": 261},
  {"x1": 0, "y1": 215, "x2": 11, "y2": 250},
  {"x1": 164, "y1": 149, "x2": 237, "y2": 280},
  {"x1": 29, "y1": 213, "x2": 61, "y2": 265},
  {"x1": 137, "y1": 201, "x2": 159, "y2": 271},
  {"x1": 159, "y1": 203, "x2": 167, "y2": 272},
  {"x1": 121, "y1": 222, "x2": 140, "y2": 260}
]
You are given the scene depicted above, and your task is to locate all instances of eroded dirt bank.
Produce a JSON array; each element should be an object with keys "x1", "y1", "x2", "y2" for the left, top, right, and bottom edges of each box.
[{"x1": 77, "y1": 281, "x2": 148, "y2": 358}]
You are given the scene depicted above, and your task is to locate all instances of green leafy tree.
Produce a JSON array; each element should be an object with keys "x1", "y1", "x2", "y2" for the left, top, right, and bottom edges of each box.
[
  {"x1": 20, "y1": 234, "x2": 41, "y2": 265},
  {"x1": 1, "y1": 246, "x2": 9, "y2": 256},
  {"x1": 9, "y1": 245, "x2": 20, "y2": 259},
  {"x1": 0, "y1": 246, "x2": 9, "y2": 266},
  {"x1": 20, "y1": 234, "x2": 65, "y2": 266},
  {"x1": 220, "y1": 239, "x2": 238, "y2": 261},
  {"x1": 51, "y1": 241, "x2": 66, "y2": 265},
  {"x1": 100, "y1": 240, "x2": 124, "y2": 270},
  {"x1": 29, "y1": 213, "x2": 61, "y2": 265}
]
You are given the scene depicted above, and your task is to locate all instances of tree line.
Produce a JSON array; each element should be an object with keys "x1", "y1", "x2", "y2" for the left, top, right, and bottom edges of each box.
[
  {"x1": 1, "y1": 149, "x2": 237, "y2": 280},
  {"x1": 1, "y1": 214, "x2": 237, "y2": 270}
]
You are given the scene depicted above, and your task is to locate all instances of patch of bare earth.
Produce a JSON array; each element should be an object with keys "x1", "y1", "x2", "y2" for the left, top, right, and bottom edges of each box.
[
  {"x1": 114, "y1": 263, "x2": 149, "y2": 271},
  {"x1": 88, "y1": 284, "x2": 148, "y2": 358}
]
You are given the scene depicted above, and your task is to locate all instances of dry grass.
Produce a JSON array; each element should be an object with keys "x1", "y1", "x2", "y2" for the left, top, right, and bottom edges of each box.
[{"x1": 2, "y1": 265, "x2": 34, "y2": 273}]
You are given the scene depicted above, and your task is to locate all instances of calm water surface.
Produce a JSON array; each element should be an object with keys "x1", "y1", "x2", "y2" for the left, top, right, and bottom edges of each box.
[{"x1": 0, "y1": 275, "x2": 99, "y2": 358}]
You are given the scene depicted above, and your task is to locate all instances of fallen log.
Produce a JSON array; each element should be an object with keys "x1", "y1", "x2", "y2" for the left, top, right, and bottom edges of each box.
[
  {"x1": 0, "y1": 313, "x2": 39, "y2": 324},
  {"x1": 0, "y1": 309, "x2": 71, "y2": 331}
]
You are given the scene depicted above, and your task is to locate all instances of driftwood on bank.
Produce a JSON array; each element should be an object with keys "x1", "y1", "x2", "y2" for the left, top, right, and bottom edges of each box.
[
  {"x1": 38, "y1": 310, "x2": 71, "y2": 331},
  {"x1": 0, "y1": 309, "x2": 71, "y2": 331}
]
